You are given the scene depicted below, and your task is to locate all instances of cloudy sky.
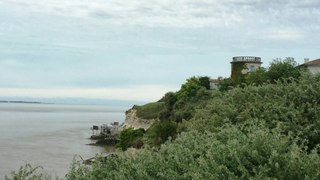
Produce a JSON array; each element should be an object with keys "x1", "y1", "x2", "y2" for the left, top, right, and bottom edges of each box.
[{"x1": 0, "y1": 0, "x2": 319, "y2": 103}]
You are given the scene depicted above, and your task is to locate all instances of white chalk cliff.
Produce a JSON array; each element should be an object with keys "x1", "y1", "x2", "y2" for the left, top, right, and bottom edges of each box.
[{"x1": 121, "y1": 108, "x2": 157, "y2": 130}]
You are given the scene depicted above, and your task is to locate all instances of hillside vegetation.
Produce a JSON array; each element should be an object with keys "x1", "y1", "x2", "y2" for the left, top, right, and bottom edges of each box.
[
  {"x1": 64, "y1": 73, "x2": 320, "y2": 179},
  {"x1": 5, "y1": 59, "x2": 320, "y2": 179},
  {"x1": 64, "y1": 59, "x2": 320, "y2": 179},
  {"x1": 134, "y1": 102, "x2": 165, "y2": 119}
]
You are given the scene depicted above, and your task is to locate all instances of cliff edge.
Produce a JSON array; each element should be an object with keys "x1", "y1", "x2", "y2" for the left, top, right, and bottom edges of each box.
[{"x1": 121, "y1": 108, "x2": 157, "y2": 130}]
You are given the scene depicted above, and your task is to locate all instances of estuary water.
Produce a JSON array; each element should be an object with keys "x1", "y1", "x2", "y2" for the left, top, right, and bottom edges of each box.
[{"x1": 0, "y1": 103, "x2": 126, "y2": 178}]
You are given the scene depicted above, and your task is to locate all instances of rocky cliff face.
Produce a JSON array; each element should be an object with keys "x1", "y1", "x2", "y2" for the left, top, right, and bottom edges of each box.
[{"x1": 121, "y1": 108, "x2": 157, "y2": 130}]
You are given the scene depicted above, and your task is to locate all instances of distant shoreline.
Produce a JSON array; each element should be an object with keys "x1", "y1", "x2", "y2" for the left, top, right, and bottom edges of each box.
[{"x1": 0, "y1": 100, "x2": 44, "y2": 104}]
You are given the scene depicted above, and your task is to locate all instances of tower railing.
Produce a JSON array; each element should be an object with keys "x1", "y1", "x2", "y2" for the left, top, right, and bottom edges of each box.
[{"x1": 232, "y1": 56, "x2": 261, "y2": 62}]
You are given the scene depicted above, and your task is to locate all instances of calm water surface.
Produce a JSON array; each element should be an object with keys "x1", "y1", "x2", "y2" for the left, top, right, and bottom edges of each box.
[{"x1": 0, "y1": 103, "x2": 126, "y2": 177}]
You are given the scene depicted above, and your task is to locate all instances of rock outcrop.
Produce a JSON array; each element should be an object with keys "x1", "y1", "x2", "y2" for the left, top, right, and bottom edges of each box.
[{"x1": 121, "y1": 108, "x2": 157, "y2": 130}]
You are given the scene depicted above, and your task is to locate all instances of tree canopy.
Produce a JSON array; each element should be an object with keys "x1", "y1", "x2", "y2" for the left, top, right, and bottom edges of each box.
[
  {"x1": 266, "y1": 57, "x2": 301, "y2": 82},
  {"x1": 176, "y1": 76, "x2": 210, "y2": 100}
]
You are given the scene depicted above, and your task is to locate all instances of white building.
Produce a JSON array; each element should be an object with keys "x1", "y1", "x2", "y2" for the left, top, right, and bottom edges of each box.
[
  {"x1": 301, "y1": 58, "x2": 320, "y2": 74},
  {"x1": 209, "y1": 77, "x2": 223, "y2": 90}
]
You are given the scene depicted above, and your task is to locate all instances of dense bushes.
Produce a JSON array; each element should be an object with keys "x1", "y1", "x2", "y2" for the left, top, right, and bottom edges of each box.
[
  {"x1": 117, "y1": 128, "x2": 145, "y2": 151},
  {"x1": 4, "y1": 164, "x2": 52, "y2": 180},
  {"x1": 267, "y1": 58, "x2": 302, "y2": 82},
  {"x1": 187, "y1": 73, "x2": 320, "y2": 151},
  {"x1": 62, "y1": 73, "x2": 320, "y2": 179},
  {"x1": 158, "y1": 76, "x2": 211, "y2": 122},
  {"x1": 132, "y1": 76, "x2": 212, "y2": 124},
  {"x1": 146, "y1": 120, "x2": 177, "y2": 146},
  {"x1": 176, "y1": 76, "x2": 210, "y2": 100},
  {"x1": 66, "y1": 126, "x2": 320, "y2": 179}
]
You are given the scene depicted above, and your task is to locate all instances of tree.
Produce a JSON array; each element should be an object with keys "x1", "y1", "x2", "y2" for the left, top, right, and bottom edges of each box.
[
  {"x1": 146, "y1": 120, "x2": 177, "y2": 146},
  {"x1": 199, "y1": 76, "x2": 210, "y2": 90},
  {"x1": 267, "y1": 57, "x2": 301, "y2": 82},
  {"x1": 159, "y1": 92, "x2": 177, "y2": 120},
  {"x1": 246, "y1": 67, "x2": 268, "y2": 85},
  {"x1": 219, "y1": 78, "x2": 235, "y2": 91},
  {"x1": 177, "y1": 76, "x2": 210, "y2": 99},
  {"x1": 117, "y1": 128, "x2": 145, "y2": 151},
  {"x1": 160, "y1": 92, "x2": 177, "y2": 111}
]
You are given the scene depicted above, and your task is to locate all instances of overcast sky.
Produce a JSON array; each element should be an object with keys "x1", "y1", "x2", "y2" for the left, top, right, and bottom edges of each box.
[{"x1": 0, "y1": 0, "x2": 319, "y2": 102}]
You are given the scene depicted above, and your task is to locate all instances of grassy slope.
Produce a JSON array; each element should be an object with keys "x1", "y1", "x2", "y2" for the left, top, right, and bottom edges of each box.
[{"x1": 135, "y1": 102, "x2": 165, "y2": 119}]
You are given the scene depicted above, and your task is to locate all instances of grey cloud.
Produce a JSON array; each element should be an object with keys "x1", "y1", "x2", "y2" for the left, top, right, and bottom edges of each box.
[
  {"x1": 2, "y1": 0, "x2": 319, "y2": 30},
  {"x1": 290, "y1": 0, "x2": 320, "y2": 8},
  {"x1": 1, "y1": 1, "x2": 320, "y2": 56},
  {"x1": 89, "y1": 10, "x2": 120, "y2": 19}
]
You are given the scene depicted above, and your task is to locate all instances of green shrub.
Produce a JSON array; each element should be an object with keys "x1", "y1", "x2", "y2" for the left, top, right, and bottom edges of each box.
[
  {"x1": 159, "y1": 92, "x2": 177, "y2": 111},
  {"x1": 245, "y1": 67, "x2": 268, "y2": 85},
  {"x1": 219, "y1": 78, "x2": 236, "y2": 91},
  {"x1": 66, "y1": 126, "x2": 320, "y2": 179},
  {"x1": 117, "y1": 128, "x2": 145, "y2": 151},
  {"x1": 176, "y1": 76, "x2": 210, "y2": 100},
  {"x1": 4, "y1": 164, "x2": 53, "y2": 180},
  {"x1": 188, "y1": 72, "x2": 320, "y2": 150},
  {"x1": 158, "y1": 92, "x2": 177, "y2": 120},
  {"x1": 171, "y1": 87, "x2": 212, "y2": 122},
  {"x1": 267, "y1": 57, "x2": 301, "y2": 83},
  {"x1": 146, "y1": 121, "x2": 177, "y2": 146}
]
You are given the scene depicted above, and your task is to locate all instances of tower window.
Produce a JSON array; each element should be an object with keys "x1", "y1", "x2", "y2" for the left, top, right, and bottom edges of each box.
[{"x1": 249, "y1": 65, "x2": 255, "y2": 72}]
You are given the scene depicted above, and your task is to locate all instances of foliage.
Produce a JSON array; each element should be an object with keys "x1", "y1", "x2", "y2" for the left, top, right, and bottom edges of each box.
[
  {"x1": 66, "y1": 126, "x2": 320, "y2": 179},
  {"x1": 117, "y1": 128, "x2": 145, "y2": 151},
  {"x1": 231, "y1": 61, "x2": 247, "y2": 83},
  {"x1": 245, "y1": 67, "x2": 268, "y2": 85},
  {"x1": 219, "y1": 78, "x2": 235, "y2": 91},
  {"x1": 158, "y1": 92, "x2": 177, "y2": 120},
  {"x1": 176, "y1": 76, "x2": 210, "y2": 100},
  {"x1": 7, "y1": 69, "x2": 320, "y2": 179},
  {"x1": 158, "y1": 77, "x2": 211, "y2": 122},
  {"x1": 198, "y1": 76, "x2": 211, "y2": 90},
  {"x1": 224, "y1": 58, "x2": 304, "y2": 90},
  {"x1": 159, "y1": 92, "x2": 177, "y2": 111},
  {"x1": 135, "y1": 102, "x2": 165, "y2": 119},
  {"x1": 65, "y1": 159, "x2": 90, "y2": 180},
  {"x1": 4, "y1": 164, "x2": 54, "y2": 180},
  {"x1": 172, "y1": 87, "x2": 212, "y2": 122},
  {"x1": 266, "y1": 57, "x2": 301, "y2": 82},
  {"x1": 188, "y1": 72, "x2": 320, "y2": 150},
  {"x1": 146, "y1": 120, "x2": 177, "y2": 146}
]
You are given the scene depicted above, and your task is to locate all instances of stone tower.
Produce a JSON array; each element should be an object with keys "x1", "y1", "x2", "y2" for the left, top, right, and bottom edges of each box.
[{"x1": 230, "y1": 56, "x2": 262, "y2": 82}]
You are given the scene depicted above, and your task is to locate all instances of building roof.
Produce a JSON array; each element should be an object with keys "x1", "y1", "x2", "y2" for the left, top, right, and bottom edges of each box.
[
  {"x1": 210, "y1": 79, "x2": 220, "y2": 83},
  {"x1": 304, "y1": 58, "x2": 320, "y2": 66}
]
